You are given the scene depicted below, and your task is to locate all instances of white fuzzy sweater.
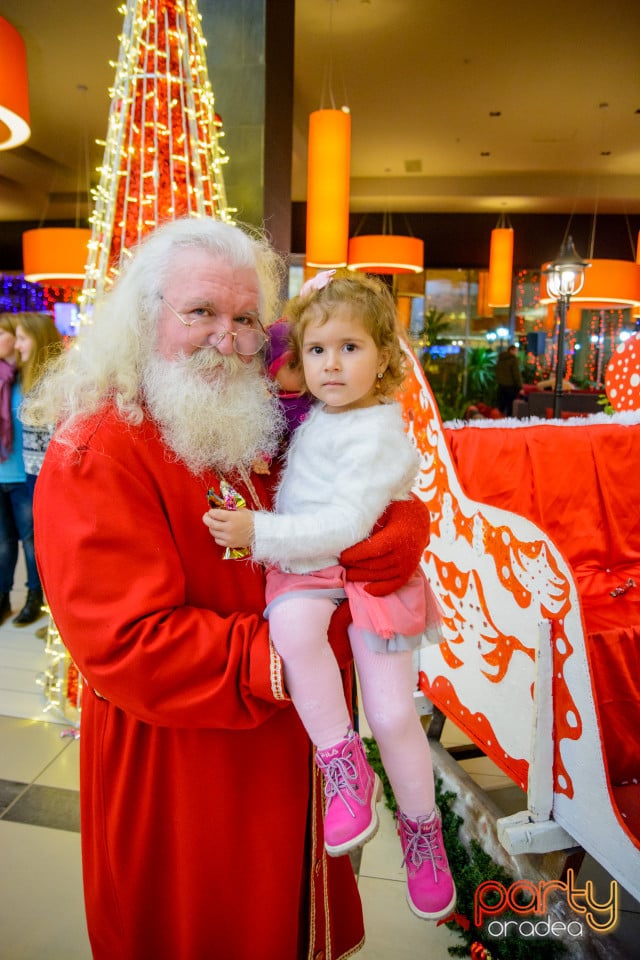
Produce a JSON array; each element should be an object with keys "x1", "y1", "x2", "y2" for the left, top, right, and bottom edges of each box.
[{"x1": 252, "y1": 402, "x2": 419, "y2": 574}]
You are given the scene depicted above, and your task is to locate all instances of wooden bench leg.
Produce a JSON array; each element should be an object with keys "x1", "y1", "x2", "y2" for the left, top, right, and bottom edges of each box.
[
  {"x1": 427, "y1": 705, "x2": 485, "y2": 760},
  {"x1": 427, "y1": 705, "x2": 446, "y2": 741}
]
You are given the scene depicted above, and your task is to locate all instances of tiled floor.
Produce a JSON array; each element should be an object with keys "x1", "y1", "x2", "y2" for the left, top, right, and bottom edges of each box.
[{"x1": 1, "y1": 562, "x2": 638, "y2": 958}]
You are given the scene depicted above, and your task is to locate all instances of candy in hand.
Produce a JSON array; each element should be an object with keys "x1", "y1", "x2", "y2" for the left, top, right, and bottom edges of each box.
[{"x1": 207, "y1": 482, "x2": 251, "y2": 560}]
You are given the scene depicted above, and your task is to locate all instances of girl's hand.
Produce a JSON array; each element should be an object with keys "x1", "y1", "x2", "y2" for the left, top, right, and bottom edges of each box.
[{"x1": 203, "y1": 508, "x2": 255, "y2": 549}]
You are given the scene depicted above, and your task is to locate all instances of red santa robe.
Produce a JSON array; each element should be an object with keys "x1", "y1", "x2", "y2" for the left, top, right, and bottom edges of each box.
[{"x1": 34, "y1": 406, "x2": 365, "y2": 960}]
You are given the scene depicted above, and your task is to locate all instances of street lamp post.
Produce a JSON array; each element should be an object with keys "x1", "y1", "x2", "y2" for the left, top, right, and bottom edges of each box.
[
  {"x1": 542, "y1": 236, "x2": 589, "y2": 418},
  {"x1": 496, "y1": 325, "x2": 509, "y2": 349}
]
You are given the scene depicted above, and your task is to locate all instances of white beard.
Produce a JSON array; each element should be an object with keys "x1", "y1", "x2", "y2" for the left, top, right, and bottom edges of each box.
[{"x1": 141, "y1": 349, "x2": 285, "y2": 475}]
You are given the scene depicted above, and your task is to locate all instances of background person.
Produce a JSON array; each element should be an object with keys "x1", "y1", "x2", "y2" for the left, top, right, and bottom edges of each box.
[
  {"x1": 264, "y1": 316, "x2": 312, "y2": 444},
  {"x1": 23, "y1": 217, "x2": 429, "y2": 960},
  {"x1": 15, "y1": 312, "x2": 63, "y2": 494},
  {"x1": 495, "y1": 343, "x2": 522, "y2": 416},
  {"x1": 15, "y1": 312, "x2": 64, "y2": 635},
  {"x1": 0, "y1": 314, "x2": 43, "y2": 626}
]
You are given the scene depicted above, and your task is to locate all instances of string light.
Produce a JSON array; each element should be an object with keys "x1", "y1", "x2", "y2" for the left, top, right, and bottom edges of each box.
[
  {"x1": 35, "y1": 605, "x2": 81, "y2": 725},
  {"x1": 80, "y1": 0, "x2": 234, "y2": 326}
]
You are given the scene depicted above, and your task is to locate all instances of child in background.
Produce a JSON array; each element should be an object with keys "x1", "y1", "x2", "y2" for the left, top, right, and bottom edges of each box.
[
  {"x1": 264, "y1": 318, "x2": 312, "y2": 443},
  {"x1": 204, "y1": 270, "x2": 455, "y2": 921}
]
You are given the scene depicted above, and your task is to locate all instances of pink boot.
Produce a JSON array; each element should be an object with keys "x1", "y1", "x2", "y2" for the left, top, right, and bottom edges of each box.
[
  {"x1": 315, "y1": 729, "x2": 382, "y2": 856},
  {"x1": 396, "y1": 808, "x2": 456, "y2": 920}
]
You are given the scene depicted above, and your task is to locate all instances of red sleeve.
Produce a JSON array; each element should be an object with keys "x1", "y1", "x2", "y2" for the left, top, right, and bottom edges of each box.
[{"x1": 34, "y1": 416, "x2": 289, "y2": 730}]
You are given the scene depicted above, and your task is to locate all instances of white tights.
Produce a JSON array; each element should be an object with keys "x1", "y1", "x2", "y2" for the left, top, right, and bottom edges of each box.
[{"x1": 268, "y1": 595, "x2": 435, "y2": 818}]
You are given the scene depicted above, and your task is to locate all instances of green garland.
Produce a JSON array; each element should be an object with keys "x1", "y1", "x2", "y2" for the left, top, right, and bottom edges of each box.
[{"x1": 362, "y1": 737, "x2": 566, "y2": 960}]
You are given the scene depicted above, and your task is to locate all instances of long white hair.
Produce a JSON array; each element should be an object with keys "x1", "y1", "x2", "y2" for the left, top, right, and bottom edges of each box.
[{"x1": 22, "y1": 217, "x2": 285, "y2": 445}]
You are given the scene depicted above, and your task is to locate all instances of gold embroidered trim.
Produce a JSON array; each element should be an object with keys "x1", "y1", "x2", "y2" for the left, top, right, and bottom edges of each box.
[
  {"x1": 268, "y1": 637, "x2": 287, "y2": 700},
  {"x1": 306, "y1": 762, "x2": 366, "y2": 960},
  {"x1": 307, "y1": 760, "x2": 320, "y2": 960},
  {"x1": 322, "y1": 817, "x2": 331, "y2": 958},
  {"x1": 335, "y1": 936, "x2": 366, "y2": 959}
]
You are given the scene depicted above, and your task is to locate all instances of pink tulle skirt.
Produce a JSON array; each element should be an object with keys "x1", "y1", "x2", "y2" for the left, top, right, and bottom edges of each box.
[{"x1": 265, "y1": 564, "x2": 443, "y2": 653}]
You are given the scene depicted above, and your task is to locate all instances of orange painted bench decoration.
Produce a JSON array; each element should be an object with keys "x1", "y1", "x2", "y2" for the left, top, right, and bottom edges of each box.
[{"x1": 397, "y1": 342, "x2": 640, "y2": 903}]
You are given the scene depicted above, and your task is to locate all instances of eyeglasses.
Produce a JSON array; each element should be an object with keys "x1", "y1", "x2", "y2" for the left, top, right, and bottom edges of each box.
[{"x1": 159, "y1": 295, "x2": 268, "y2": 356}]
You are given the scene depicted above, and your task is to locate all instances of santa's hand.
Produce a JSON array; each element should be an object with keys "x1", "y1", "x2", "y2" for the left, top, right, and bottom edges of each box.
[
  {"x1": 340, "y1": 495, "x2": 430, "y2": 596},
  {"x1": 203, "y1": 508, "x2": 255, "y2": 549}
]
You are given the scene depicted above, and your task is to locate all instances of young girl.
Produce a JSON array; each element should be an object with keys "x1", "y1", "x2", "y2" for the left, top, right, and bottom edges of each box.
[{"x1": 204, "y1": 270, "x2": 455, "y2": 921}]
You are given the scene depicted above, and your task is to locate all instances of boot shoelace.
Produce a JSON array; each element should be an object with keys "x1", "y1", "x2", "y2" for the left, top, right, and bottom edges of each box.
[
  {"x1": 319, "y1": 750, "x2": 365, "y2": 817},
  {"x1": 399, "y1": 813, "x2": 444, "y2": 880}
]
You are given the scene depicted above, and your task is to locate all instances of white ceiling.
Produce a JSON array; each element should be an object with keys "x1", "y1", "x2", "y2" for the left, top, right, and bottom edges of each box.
[{"x1": 1, "y1": 0, "x2": 639, "y2": 228}]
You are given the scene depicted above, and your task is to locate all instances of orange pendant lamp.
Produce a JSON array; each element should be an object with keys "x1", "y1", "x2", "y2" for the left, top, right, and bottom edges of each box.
[
  {"x1": 0, "y1": 16, "x2": 30, "y2": 150},
  {"x1": 306, "y1": 108, "x2": 351, "y2": 269},
  {"x1": 487, "y1": 215, "x2": 514, "y2": 308},
  {"x1": 347, "y1": 233, "x2": 424, "y2": 274},
  {"x1": 23, "y1": 227, "x2": 92, "y2": 287}
]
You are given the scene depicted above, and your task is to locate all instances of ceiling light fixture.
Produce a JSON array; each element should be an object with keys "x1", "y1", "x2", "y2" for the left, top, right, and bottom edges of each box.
[
  {"x1": 347, "y1": 233, "x2": 424, "y2": 275},
  {"x1": 305, "y1": 0, "x2": 351, "y2": 269},
  {"x1": 0, "y1": 15, "x2": 30, "y2": 150},
  {"x1": 347, "y1": 210, "x2": 423, "y2": 274},
  {"x1": 487, "y1": 213, "x2": 514, "y2": 309},
  {"x1": 22, "y1": 85, "x2": 92, "y2": 287},
  {"x1": 306, "y1": 107, "x2": 351, "y2": 268},
  {"x1": 22, "y1": 227, "x2": 91, "y2": 286}
]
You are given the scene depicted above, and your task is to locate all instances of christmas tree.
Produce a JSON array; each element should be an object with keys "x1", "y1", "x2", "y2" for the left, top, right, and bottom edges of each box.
[
  {"x1": 80, "y1": 0, "x2": 232, "y2": 320},
  {"x1": 44, "y1": 0, "x2": 232, "y2": 719}
]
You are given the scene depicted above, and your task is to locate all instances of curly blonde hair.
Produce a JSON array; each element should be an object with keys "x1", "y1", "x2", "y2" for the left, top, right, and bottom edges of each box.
[{"x1": 284, "y1": 270, "x2": 406, "y2": 399}]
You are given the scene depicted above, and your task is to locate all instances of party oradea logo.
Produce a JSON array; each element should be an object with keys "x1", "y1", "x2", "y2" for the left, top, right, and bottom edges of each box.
[{"x1": 474, "y1": 868, "x2": 619, "y2": 941}]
